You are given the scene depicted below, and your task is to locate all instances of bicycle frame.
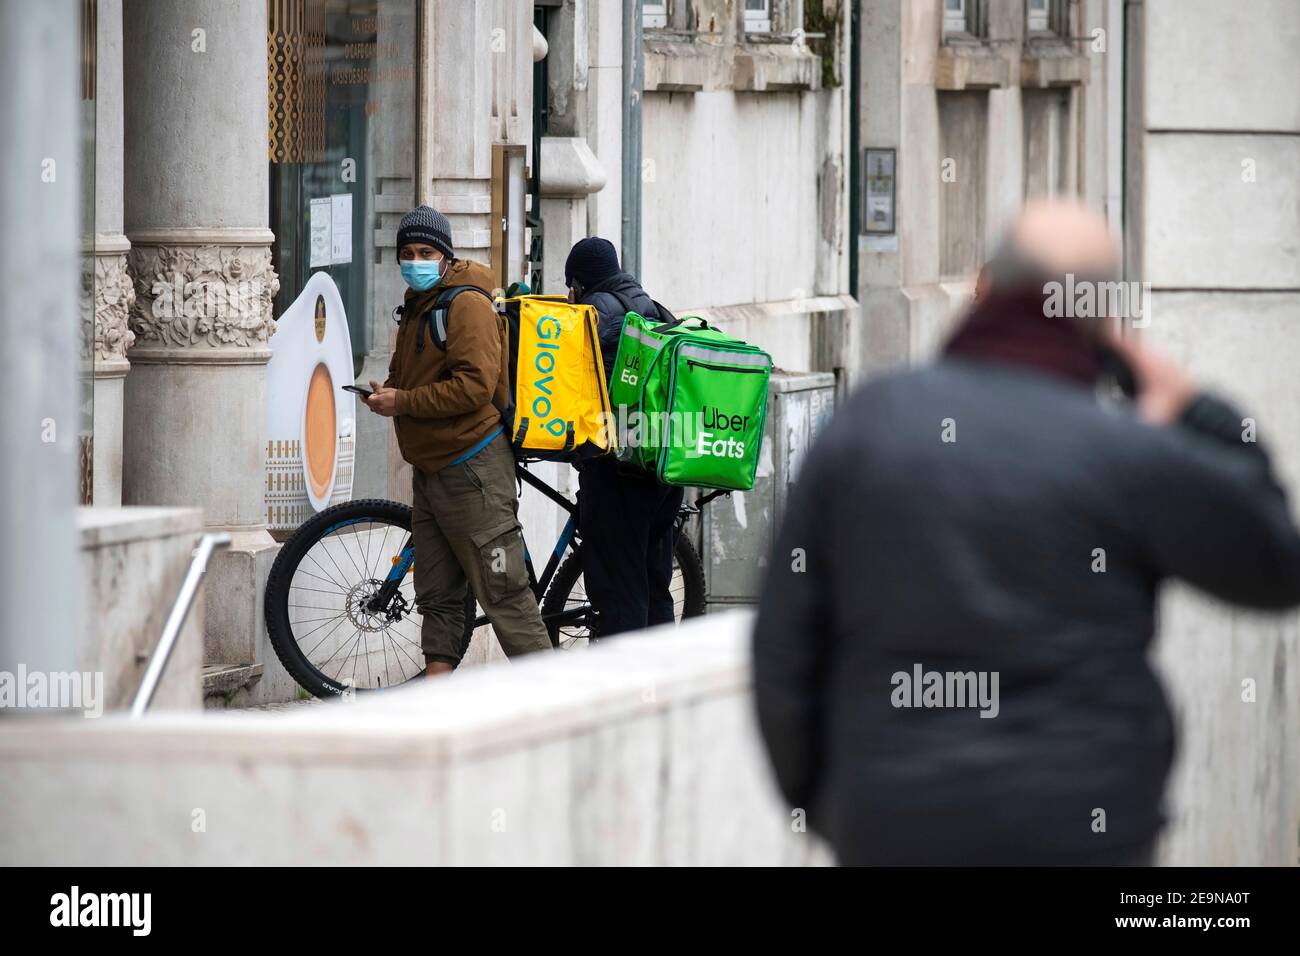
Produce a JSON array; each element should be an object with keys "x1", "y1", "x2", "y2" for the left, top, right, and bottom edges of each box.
[{"x1": 368, "y1": 462, "x2": 585, "y2": 630}]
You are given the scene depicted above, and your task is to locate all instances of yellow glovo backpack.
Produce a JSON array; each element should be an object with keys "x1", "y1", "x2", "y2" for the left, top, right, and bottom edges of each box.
[{"x1": 495, "y1": 294, "x2": 616, "y2": 460}]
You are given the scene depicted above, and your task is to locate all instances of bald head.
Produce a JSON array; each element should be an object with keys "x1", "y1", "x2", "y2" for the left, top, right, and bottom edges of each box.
[
  {"x1": 1011, "y1": 199, "x2": 1118, "y2": 276},
  {"x1": 984, "y1": 199, "x2": 1119, "y2": 294}
]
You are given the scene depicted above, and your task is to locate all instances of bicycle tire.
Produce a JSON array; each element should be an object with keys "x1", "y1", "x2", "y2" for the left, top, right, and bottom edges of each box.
[
  {"x1": 264, "y1": 498, "x2": 475, "y2": 698},
  {"x1": 540, "y1": 530, "x2": 707, "y2": 648}
]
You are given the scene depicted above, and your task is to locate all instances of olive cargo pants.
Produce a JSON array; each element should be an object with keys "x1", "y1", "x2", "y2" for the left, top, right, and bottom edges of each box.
[{"x1": 411, "y1": 434, "x2": 552, "y2": 665}]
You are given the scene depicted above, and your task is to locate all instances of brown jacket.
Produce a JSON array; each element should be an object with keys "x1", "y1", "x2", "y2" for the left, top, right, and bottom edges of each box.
[{"x1": 384, "y1": 258, "x2": 509, "y2": 474}]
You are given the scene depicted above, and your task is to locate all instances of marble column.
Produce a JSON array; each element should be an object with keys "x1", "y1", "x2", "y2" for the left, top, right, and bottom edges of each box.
[
  {"x1": 122, "y1": 0, "x2": 279, "y2": 670},
  {"x1": 88, "y1": 0, "x2": 135, "y2": 507}
]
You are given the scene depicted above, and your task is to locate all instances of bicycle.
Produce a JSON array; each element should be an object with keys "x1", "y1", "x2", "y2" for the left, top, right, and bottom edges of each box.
[{"x1": 264, "y1": 461, "x2": 717, "y2": 698}]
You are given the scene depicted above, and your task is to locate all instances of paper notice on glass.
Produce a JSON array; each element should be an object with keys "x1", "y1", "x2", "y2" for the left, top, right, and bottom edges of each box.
[
  {"x1": 330, "y1": 194, "x2": 352, "y2": 265},
  {"x1": 309, "y1": 197, "x2": 332, "y2": 268}
]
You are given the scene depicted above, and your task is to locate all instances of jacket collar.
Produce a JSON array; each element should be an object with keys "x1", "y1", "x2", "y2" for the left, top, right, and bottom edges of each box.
[{"x1": 944, "y1": 289, "x2": 1102, "y2": 388}]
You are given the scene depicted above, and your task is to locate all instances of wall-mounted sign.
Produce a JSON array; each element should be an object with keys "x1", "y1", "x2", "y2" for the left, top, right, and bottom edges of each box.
[
  {"x1": 308, "y1": 193, "x2": 354, "y2": 268},
  {"x1": 265, "y1": 272, "x2": 356, "y2": 531},
  {"x1": 863, "y1": 148, "x2": 896, "y2": 235}
]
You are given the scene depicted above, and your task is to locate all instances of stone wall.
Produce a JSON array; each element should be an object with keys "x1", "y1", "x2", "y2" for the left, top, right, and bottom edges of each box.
[
  {"x1": 78, "y1": 506, "x2": 206, "y2": 712},
  {"x1": 3, "y1": 599, "x2": 1296, "y2": 864},
  {"x1": 1135, "y1": 0, "x2": 1300, "y2": 867},
  {"x1": 0, "y1": 611, "x2": 830, "y2": 866}
]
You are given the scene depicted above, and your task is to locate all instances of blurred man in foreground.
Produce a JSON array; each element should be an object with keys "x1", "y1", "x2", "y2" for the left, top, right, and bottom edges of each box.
[{"x1": 753, "y1": 199, "x2": 1300, "y2": 865}]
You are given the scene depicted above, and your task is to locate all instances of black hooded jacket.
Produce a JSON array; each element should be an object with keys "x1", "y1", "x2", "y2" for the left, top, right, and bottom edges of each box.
[
  {"x1": 578, "y1": 271, "x2": 660, "y2": 385},
  {"x1": 753, "y1": 358, "x2": 1300, "y2": 865}
]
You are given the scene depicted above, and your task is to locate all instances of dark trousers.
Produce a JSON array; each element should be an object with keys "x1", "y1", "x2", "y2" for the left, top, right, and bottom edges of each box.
[{"x1": 578, "y1": 457, "x2": 685, "y2": 637}]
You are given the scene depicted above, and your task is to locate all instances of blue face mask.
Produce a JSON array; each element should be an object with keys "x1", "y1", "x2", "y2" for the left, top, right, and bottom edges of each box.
[{"x1": 400, "y1": 258, "x2": 443, "y2": 292}]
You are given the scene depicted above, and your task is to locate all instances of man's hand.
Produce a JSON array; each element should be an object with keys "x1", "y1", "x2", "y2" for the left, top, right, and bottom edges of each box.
[
  {"x1": 365, "y1": 380, "x2": 400, "y2": 417},
  {"x1": 1105, "y1": 332, "x2": 1195, "y2": 426}
]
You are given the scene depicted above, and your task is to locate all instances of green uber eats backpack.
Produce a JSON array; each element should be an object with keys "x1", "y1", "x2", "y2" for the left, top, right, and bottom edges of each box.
[{"x1": 609, "y1": 311, "x2": 772, "y2": 491}]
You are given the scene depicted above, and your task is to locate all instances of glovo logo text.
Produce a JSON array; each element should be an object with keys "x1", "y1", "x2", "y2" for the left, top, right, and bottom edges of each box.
[{"x1": 530, "y1": 313, "x2": 568, "y2": 437}]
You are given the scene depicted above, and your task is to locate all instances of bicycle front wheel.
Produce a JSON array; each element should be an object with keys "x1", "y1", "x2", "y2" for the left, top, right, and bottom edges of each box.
[{"x1": 263, "y1": 498, "x2": 474, "y2": 698}]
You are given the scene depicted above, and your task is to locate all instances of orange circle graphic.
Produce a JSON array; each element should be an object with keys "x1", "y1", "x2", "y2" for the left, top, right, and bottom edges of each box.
[{"x1": 305, "y1": 362, "x2": 337, "y2": 500}]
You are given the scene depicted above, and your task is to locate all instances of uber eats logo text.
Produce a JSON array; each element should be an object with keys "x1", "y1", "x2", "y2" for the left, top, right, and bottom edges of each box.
[
  {"x1": 529, "y1": 314, "x2": 568, "y2": 438},
  {"x1": 615, "y1": 408, "x2": 756, "y2": 453},
  {"x1": 695, "y1": 406, "x2": 750, "y2": 459},
  {"x1": 619, "y1": 354, "x2": 640, "y2": 388}
]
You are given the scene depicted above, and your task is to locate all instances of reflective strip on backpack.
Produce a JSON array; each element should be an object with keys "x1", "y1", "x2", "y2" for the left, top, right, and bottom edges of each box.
[
  {"x1": 623, "y1": 323, "x2": 667, "y2": 351},
  {"x1": 677, "y1": 344, "x2": 771, "y2": 369},
  {"x1": 435, "y1": 308, "x2": 448, "y2": 346}
]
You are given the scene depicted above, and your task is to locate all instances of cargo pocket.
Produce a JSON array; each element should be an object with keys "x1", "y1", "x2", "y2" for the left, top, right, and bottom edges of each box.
[{"x1": 470, "y1": 518, "x2": 530, "y2": 605}]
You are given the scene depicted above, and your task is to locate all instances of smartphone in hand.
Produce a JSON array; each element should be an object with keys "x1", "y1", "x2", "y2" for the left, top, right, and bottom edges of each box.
[{"x1": 342, "y1": 385, "x2": 373, "y2": 400}]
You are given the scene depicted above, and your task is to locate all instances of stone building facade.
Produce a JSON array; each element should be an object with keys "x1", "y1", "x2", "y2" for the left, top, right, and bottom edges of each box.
[{"x1": 5, "y1": 0, "x2": 1300, "y2": 864}]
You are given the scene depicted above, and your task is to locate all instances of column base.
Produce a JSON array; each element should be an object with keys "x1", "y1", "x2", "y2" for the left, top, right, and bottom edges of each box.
[{"x1": 202, "y1": 527, "x2": 302, "y2": 707}]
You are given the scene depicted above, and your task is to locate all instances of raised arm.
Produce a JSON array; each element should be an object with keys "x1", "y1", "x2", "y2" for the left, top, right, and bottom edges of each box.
[{"x1": 1134, "y1": 392, "x2": 1300, "y2": 608}]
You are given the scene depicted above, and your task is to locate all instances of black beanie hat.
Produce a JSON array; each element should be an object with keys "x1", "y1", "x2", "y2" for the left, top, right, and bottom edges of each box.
[
  {"x1": 565, "y1": 236, "x2": 620, "y2": 289},
  {"x1": 397, "y1": 205, "x2": 454, "y2": 259}
]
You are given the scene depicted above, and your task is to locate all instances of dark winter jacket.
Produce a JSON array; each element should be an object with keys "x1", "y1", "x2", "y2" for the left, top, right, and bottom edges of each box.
[
  {"x1": 752, "y1": 358, "x2": 1300, "y2": 865},
  {"x1": 578, "y1": 271, "x2": 660, "y2": 385},
  {"x1": 383, "y1": 259, "x2": 510, "y2": 474}
]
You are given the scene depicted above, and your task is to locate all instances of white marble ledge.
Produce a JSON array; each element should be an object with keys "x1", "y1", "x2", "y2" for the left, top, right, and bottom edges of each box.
[
  {"x1": 0, "y1": 610, "x2": 756, "y2": 764},
  {"x1": 77, "y1": 505, "x2": 204, "y2": 549}
]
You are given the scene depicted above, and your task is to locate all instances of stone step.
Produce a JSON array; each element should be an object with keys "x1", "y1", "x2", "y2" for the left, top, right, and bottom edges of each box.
[{"x1": 202, "y1": 663, "x2": 263, "y2": 701}]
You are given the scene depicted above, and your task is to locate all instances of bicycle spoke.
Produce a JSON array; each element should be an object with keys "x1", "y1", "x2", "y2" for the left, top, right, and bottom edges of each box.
[
  {"x1": 352, "y1": 630, "x2": 367, "y2": 689},
  {"x1": 379, "y1": 625, "x2": 391, "y2": 688},
  {"x1": 382, "y1": 624, "x2": 423, "y2": 653},
  {"x1": 322, "y1": 629, "x2": 361, "y2": 678},
  {"x1": 337, "y1": 524, "x2": 368, "y2": 583},
  {"x1": 361, "y1": 520, "x2": 374, "y2": 584},
  {"x1": 303, "y1": 551, "x2": 349, "y2": 594},
  {"x1": 289, "y1": 614, "x2": 348, "y2": 627},
  {"x1": 294, "y1": 609, "x2": 351, "y2": 643},
  {"x1": 383, "y1": 628, "x2": 424, "y2": 674},
  {"x1": 375, "y1": 524, "x2": 392, "y2": 581},
  {"x1": 291, "y1": 564, "x2": 348, "y2": 595},
  {"x1": 290, "y1": 583, "x2": 350, "y2": 597},
  {"x1": 305, "y1": 615, "x2": 352, "y2": 661},
  {"x1": 325, "y1": 536, "x2": 359, "y2": 589}
]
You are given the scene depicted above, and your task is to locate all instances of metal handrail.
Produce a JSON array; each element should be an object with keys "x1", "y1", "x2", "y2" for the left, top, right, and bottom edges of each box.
[{"x1": 129, "y1": 532, "x2": 231, "y2": 718}]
